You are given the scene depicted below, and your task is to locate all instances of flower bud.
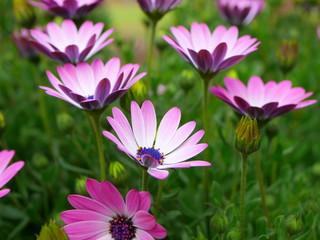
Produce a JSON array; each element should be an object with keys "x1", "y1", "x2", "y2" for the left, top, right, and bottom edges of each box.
[
  {"x1": 13, "y1": 0, "x2": 36, "y2": 28},
  {"x1": 75, "y1": 176, "x2": 88, "y2": 195},
  {"x1": 120, "y1": 81, "x2": 147, "y2": 113},
  {"x1": 109, "y1": 161, "x2": 126, "y2": 181},
  {"x1": 32, "y1": 153, "x2": 49, "y2": 169},
  {"x1": 57, "y1": 113, "x2": 75, "y2": 134},
  {"x1": 211, "y1": 210, "x2": 228, "y2": 234},
  {"x1": 234, "y1": 116, "x2": 261, "y2": 155},
  {"x1": 0, "y1": 111, "x2": 5, "y2": 134},
  {"x1": 37, "y1": 220, "x2": 68, "y2": 240},
  {"x1": 276, "y1": 40, "x2": 298, "y2": 75},
  {"x1": 285, "y1": 215, "x2": 303, "y2": 237},
  {"x1": 227, "y1": 228, "x2": 242, "y2": 240}
]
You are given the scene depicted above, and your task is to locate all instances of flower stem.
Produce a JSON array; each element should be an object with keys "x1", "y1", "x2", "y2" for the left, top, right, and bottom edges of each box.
[
  {"x1": 154, "y1": 180, "x2": 164, "y2": 218},
  {"x1": 202, "y1": 77, "x2": 211, "y2": 239},
  {"x1": 254, "y1": 151, "x2": 272, "y2": 227},
  {"x1": 141, "y1": 168, "x2": 149, "y2": 191},
  {"x1": 146, "y1": 19, "x2": 158, "y2": 91},
  {"x1": 86, "y1": 111, "x2": 106, "y2": 181},
  {"x1": 240, "y1": 153, "x2": 248, "y2": 239}
]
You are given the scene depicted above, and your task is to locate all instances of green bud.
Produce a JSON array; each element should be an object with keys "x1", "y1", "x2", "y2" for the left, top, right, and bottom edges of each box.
[
  {"x1": 57, "y1": 113, "x2": 75, "y2": 134},
  {"x1": 285, "y1": 215, "x2": 303, "y2": 236},
  {"x1": 211, "y1": 210, "x2": 228, "y2": 234},
  {"x1": 109, "y1": 161, "x2": 126, "y2": 181},
  {"x1": 234, "y1": 116, "x2": 261, "y2": 155},
  {"x1": 227, "y1": 228, "x2": 242, "y2": 240},
  {"x1": 179, "y1": 70, "x2": 195, "y2": 94},
  {"x1": 32, "y1": 153, "x2": 49, "y2": 169},
  {"x1": 120, "y1": 81, "x2": 147, "y2": 113},
  {"x1": 14, "y1": 0, "x2": 36, "y2": 28},
  {"x1": 276, "y1": 40, "x2": 298, "y2": 75},
  {"x1": 37, "y1": 220, "x2": 68, "y2": 240},
  {"x1": 75, "y1": 176, "x2": 88, "y2": 195},
  {"x1": 0, "y1": 111, "x2": 5, "y2": 134}
]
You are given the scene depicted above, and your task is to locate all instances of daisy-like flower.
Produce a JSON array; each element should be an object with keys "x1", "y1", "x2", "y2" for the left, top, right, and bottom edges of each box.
[
  {"x1": 103, "y1": 100, "x2": 210, "y2": 179},
  {"x1": 216, "y1": 0, "x2": 266, "y2": 26},
  {"x1": 61, "y1": 178, "x2": 166, "y2": 240},
  {"x1": 162, "y1": 22, "x2": 259, "y2": 80},
  {"x1": 137, "y1": 0, "x2": 181, "y2": 21},
  {"x1": 210, "y1": 76, "x2": 317, "y2": 122},
  {"x1": 29, "y1": 19, "x2": 114, "y2": 63},
  {"x1": 28, "y1": 0, "x2": 103, "y2": 19},
  {"x1": 40, "y1": 58, "x2": 146, "y2": 111},
  {"x1": 0, "y1": 150, "x2": 24, "y2": 198}
]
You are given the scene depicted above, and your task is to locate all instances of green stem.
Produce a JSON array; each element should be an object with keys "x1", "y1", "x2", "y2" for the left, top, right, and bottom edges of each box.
[
  {"x1": 146, "y1": 19, "x2": 158, "y2": 91},
  {"x1": 154, "y1": 180, "x2": 164, "y2": 218},
  {"x1": 86, "y1": 111, "x2": 106, "y2": 181},
  {"x1": 141, "y1": 168, "x2": 149, "y2": 191},
  {"x1": 254, "y1": 151, "x2": 272, "y2": 228},
  {"x1": 202, "y1": 78, "x2": 211, "y2": 239},
  {"x1": 240, "y1": 153, "x2": 248, "y2": 240}
]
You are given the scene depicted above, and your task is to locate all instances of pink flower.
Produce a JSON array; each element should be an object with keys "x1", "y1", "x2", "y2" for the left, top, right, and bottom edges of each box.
[
  {"x1": 29, "y1": 19, "x2": 114, "y2": 63},
  {"x1": 217, "y1": 0, "x2": 266, "y2": 26},
  {"x1": 162, "y1": 22, "x2": 259, "y2": 79},
  {"x1": 11, "y1": 28, "x2": 38, "y2": 60},
  {"x1": 28, "y1": 0, "x2": 103, "y2": 19},
  {"x1": 0, "y1": 150, "x2": 24, "y2": 198},
  {"x1": 40, "y1": 58, "x2": 146, "y2": 111},
  {"x1": 61, "y1": 178, "x2": 166, "y2": 240},
  {"x1": 137, "y1": 0, "x2": 181, "y2": 21},
  {"x1": 210, "y1": 76, "x2": 317, "y2": 121},
  {"x1": 103, "y1": 100, "x2": 210, "y2": 179}
]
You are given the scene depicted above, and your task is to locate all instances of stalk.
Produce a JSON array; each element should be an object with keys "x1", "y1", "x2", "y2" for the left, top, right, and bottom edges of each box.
[
  {"x1": 240, "y1": 153, "x2": 248, "y2": 239},
  {"x1": 141, "y1": 168, "x2": 149, "y2": 192},
  {"x1": 154, "y1": 180, "x2": 164, "y2": 218},
  {"x1": 146, "y1": 19, "x2": 158, "y2": 91}
]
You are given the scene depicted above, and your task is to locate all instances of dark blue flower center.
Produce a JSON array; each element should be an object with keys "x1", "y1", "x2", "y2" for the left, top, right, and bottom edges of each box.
[
  {"x1": 87, "y1": 95, "x2": 94, "y2": 99},
  {"x1": 109, "y1": 216, "x2": 136, "y2": 240},
  {"x1": 137, "y1": 147, "x2": 164, "y2": 168}
]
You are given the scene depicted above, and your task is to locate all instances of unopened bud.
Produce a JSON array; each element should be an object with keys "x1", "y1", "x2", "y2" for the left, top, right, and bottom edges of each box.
[
  {"x1": 227, "y1": 228, "x2": 241, "y2": 240},
  {"x1": 14, "y1": 0, "x2": 36, "y2": 28},
  {"x1": 32, "y1": 153, "x2": 49, "y2": 169},
  {"x1": 0, "y1": 111, "x2": 5, "y2": 134},
  {"x1": 211, "y1": 210, "x2": 228, "y2": 234},
  {"x1": 75, "y1": 176, "x2": 88, "y2": 195},
  {"x1": 276, "y1": 40, "x2": 298, "y2": 75},
  {"x1": 285, "y1": 215, "x2": 303, "y2": 237},
  {"x1": 109, "y1": 161, "x2": 126, "y2": 181},
  {"x1": 57, "y1": 113, "x2": 75, "y2": 134},
  {"x1": 37, "y1": 220, "x2": 68, "y2": 240},
  {"x1": 234, "y1": 116, "x2": 261, "y2": 155},
  {"x1": 120, "y1": 81, "x2": 147, "y2": 113}
]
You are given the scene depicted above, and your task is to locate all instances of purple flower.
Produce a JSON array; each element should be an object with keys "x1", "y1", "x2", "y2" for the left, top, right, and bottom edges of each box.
[
  {"x1": 29, "y1": 19, "x2": 114, "y2": 63},
  {"x1": 162, "y1": 22, "x2": 259, "y2": 79},
  {"x1": 210, "y1": 76, "x2": 317, "y2": 121},
  {"x1": 103, "y1": 100, "x2": 210, "y2": 179},
  {"x1": 40, "y1": 59, "x2": 146, "y2": 111},
  {"x1": 0, "y1": 150, "x2": 24, "y2": 198},
  {"x1": 61, "y1": 178, "x2": 166, "y2": 240},
  {"x1": 11, "y1": 28, "x2": 38, "y2": 60},
  {"x1": 28, "y1": 0, "x2": 104, "y2": 19},
  {"x1": 137, "y1": 0, "x2": 181, "y2": 21},
  {"x1": 217, "y1": 0, "x2": 266, "y2": 26}
]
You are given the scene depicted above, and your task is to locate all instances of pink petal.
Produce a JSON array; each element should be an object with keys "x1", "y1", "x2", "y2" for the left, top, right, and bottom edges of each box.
[
  {"x1": 126, "y1": 189, "x2": 140, "y2": 218},
  {"x1": 247, "y1": 76, "x2": 265, "y2": 106},
  {"x1": 0, "y1": 161, "x2": 24, "y2": 188},
  {"x1": 141, "y1": 100, "x2": 157, "y2": 147},
  {"x1": 0, "y1": 150, "x2": 15, "y2": 175},
  {"x1": 60, "y1": 209, "x2": 109, "y2": 224},
  {"x1": 138, "y1": 192, "x2": 151, "y2": 211},
  {"x1": 135, "y1": 229, "x2": 155, "y2": 240},
  {"x1": 147, "y1": 169, "x2": 169, "y2": 179},
  {"x1": 147, "y1": 223, "x2": 167, "y2": 239},
  {"x1": 131, "y1": 101, "x2": 146, "y2": 147},
  {"x1": 0, "y1": 189, "x2": 10, "y2": 198},
  {"x1": 63, "y1": 221, "x2": 108, "y2": 240},
  {"x1": 133, "y1": 211, "x2": 156, "y2": 230}
]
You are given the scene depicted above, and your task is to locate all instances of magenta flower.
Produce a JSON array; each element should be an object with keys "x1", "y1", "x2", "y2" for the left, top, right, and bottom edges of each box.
[
  {"x1": 210, "y1": 76, "x2": 317, "y2": 121},
  {"x1": 217, "y1": 0, "x2": 266, "y2": 26},
  {"x1": 137, "y1": 0, "x2": 181, "y2": 21},
  {"x1": 29, "y1": 19, "x2": 114, "y2": 63},
  {"x1": 40, "y1": 58, "x2": 146, "y2": 111},
  {"x1": 11, "y1": 28, "x2": 38, "y2": 60},
  {"x1": 0, "y1": 150, "x2": 24, "y2": 198},
  {"x1": 28, "y1": 0, "x2": 103, "y2": 19},
  {"x1": 61, "y1": 178, "x2": 166, "y2": 240},
  {"x1": 162, "y1": 22, "x2": 259, "y2": 79},
  {"x1": 103, "y1": 100, "x2": 210, "y2": 179}
]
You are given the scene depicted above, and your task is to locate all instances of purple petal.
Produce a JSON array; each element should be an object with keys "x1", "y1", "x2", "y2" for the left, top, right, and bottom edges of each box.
[
  {"x1": 196, "y1": 49, "x2": 213, "y2": 73},
  {"x1": 147, "y1": 224, "x2": 167, "y2": 239},
  {"x1": 94, "y1": 78, "x2": 111, "y2": 103},
  {"x1": 234, "y1": 96, "x2": 250, "y2": 113},
  {"x1": 65, "y1": 45, "x2": 80, "y2": 62},
  {"x1": 246, "y1": 106, "x2": 264, "y2": 118},
  {"x1": 269, "y1": 104, "x2": 297, "y2": 118},
  {"x1": 217, "y1": 55, "x2": 246, "y2": 71},
  {"x1": 211, "y1": 42, "x2": 227, "y2": 71},
  {"x1": 132, "y1": 211, "x2": 156, "y2": 230}
]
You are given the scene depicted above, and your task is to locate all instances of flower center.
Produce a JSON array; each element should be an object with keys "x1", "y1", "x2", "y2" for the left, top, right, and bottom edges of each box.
[
  {"x1": 137, "y1": 147, "x2": 165, "y2": 168},
  {"x1": 87, "y1": 95, "x2": 94, "y2": 99},
  {"x1": 109, "y1": 216, "x2": 136, "y2": 240}
]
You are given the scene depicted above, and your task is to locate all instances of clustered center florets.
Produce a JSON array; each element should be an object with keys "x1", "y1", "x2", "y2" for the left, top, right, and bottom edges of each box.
[
  {"x1": 109, "y1": 216, "x2": 136, "y2": 240},
  {"x1": 137, "y1": 147, "x2": 165, "y2": 168}
]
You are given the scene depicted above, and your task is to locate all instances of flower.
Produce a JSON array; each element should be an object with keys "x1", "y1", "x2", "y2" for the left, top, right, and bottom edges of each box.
[
  {"x1": 137, "y1": 0, "x2": 181, "y2": 21},
  {"x1": 210, "y1": 76, "x2": 317, "y2": 121},
  {"x1": 216, "y1": 0, "x2": 266, "y2": 26},
  {"x1": 28, "y1": 0, "x2": 103, "y2": 19},
  {"x1": 162, "y1": 22, "x2": 259, "y2": 80},
  {"x1": 11, "y1": 28, "x2": 38, "y2": 60},
  {"x1": 103, "y1": 100, "x2": 210, "y2": 179},
  {"x1": 60, "y1": 178, "x2": 166, "y2": 240},
  {"x1": 29, "y1": 19, "x2": 114, "y2": 63},
  {"x1": 40, "y1": 58, "x2": 146, "y2": 111},
  {"x1": 0, "y1": 150, "x2": 24, "y2": 198}
]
